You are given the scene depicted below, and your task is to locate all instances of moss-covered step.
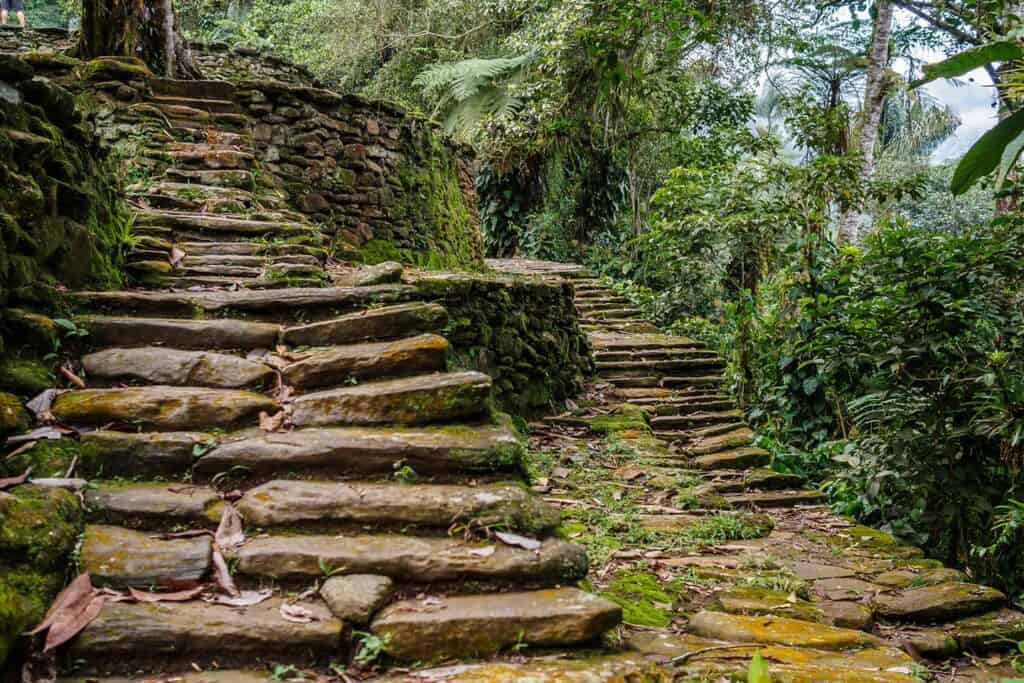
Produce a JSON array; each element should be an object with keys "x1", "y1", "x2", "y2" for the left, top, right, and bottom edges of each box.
[
  {"x1": 182, "y1": 254, "x2": 274, "y2": 267},
  {"x1": 163, "y1": 167, "x2": 256, "y2": 188},
  {"x1": 85, "y1": 483, "x2": 220, "y2": 528},
  {"x1": 280, "y1": 334, "x2": 448, "y2": 390},
  {"x1": 594, "y1": 347, "x2": 720, "y2": 362},
  {"x1": 724, "y1": 490, "x2": 826, "y2": 508},
  {"x1": 289, "y1": 371, "x2": 492, "y2": 427},
  {"x1": 73, "y1": 285, "x2": 418, "y2": 319},
  {"x1": 81, "y1": 524, "x2": 212, "y2": 587},
  {"x1": 133, "y1": 209, "x2": 308, "y2": 236},
  {"x1": 193, "y1": 422, "x2": 523, "y2": 478},
  {"x1": 233, "y1": 534, "x2": 588, "y2": 584},
  {"x1": 80, "y1": 316, "x2": 282, "y2": 350},
  {"x1": 371, "y1": 588, "x2": 621, "y2": 662},
  {"x1": 179, "y1": 263, "x2": 265, "y2": 278},
  {"x1": 235, "y1": 480, "x2": 560, "y2": 533},
  {"x1": 872, "y1": 582, "x2": 1005, "y2": 623},
  {"x1": 51, "y1": 386, "x2": 277, "y2": 430},
  {"x1": 686, "y1": 611, "x2": 883, "y2": 651},
  {"x1": 281, "y1": 302, "x2": 448, "y2": 346},
  {"x1": 150, "y1": 77, "x2": 236, "y2": 101},
  {"x1": 69, "y1": 598, "x2": 341, "y2": 673},
  {"x1": 596, "y1": 359, "x2": 725, "y2": 375},
  {"x1": 164, "y1": 146, "x2": 255, "y2": 170},
  {"x1": 588, "y1": 330, "x2": 704, "y2": 351},
  {"x1": 82, "y1": 347, "x2": 275, "y2": 389},
  {"x1": 136, "y1": 182, "x2": 286, "y2": 213},
  {"x1": 154, "y1": 104, "x2": 248, "y2": 131},
  {"x1": 677, "y1": 427, "x2": 756, "y2": 455},
  {"x1": 70, "y1": 430, "x2": 212, "y2": 476}
]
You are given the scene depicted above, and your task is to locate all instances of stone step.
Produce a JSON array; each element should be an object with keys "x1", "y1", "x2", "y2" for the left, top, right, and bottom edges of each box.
[
  {"x1": 170, "y1": 127, "x2": 251, "y2": 147},
  {"x1": 72, "y1": 285, "x2": 418, "y2": 321},
  {"x1": 724, "y1": 490, "x2": 826, "y2": 508},
  {"x1": 579, "y1": 308, "x2": 643, "y2": 319},
  {"x1": 235, "y1": 480, "x2": 560, "y2": 533},
  {"x1": 690, "y1": 446, "x2": 771, "y2": 470},
  {"x1": 643, "y1": 399, "x2": 735, "y2": 415},
  {"x1": 184, "y1": 254, "x2": 267, "y2": 267},
  {"x1": 165, "y1": 147, "x2": 256, "y2": 170},
  {"x1": 872, "y1": 583, "x2": 1005, "y2": 623},
  {"x1": 179, "y1": 241, "x2": 327, "y2": 260},
  {"x1": 150, "y1": 94, "x2": 241, "y2": 114},
  {"x1": 708, "y1": 468, "x2": 805, "y2": 492},
  {"x1": 150, "y1": 78, "x2": 237, "y2": 102},
  {"x1": 660, "y1": 374, "x2": 727, "y2": 388},
  {"x1": 650, "y1": 411, "x2": 743, "y2": 429},
  {"x1": 686, "y1": 611, "x2": 881, "y2": 651},
  {"x1": 602, "y1": 375, "x2": 660, "y2": 388},
  {"x1": 134, "y1": 209, "x2": 309, "y2": 236},
  {"x1": 82, "y1": 346, "x2": 274, "y2": 389},
  {"x1": 152, "y1": 274, "x2": 268, "y2": 289},
  {"x1": 596, "y1": 358, "x2": 725, "y2": 373},
  {"x1": 594, "y1": 348, "x2": 719, "y2": 362},
  {"x1": 85, "y1": 483, "x2": 220, "y2": 528},
  {"x1": 580, "y1": 317, "x2": 643, "y2": 326},
  {"x1": 134, "y1": 181, "x2": 285, "y2": 213},
  {"x1": 180, "y1": 263, "x2": 265, "y2": 278},
  {"x1": 281, "y1": 302, "x2": 448, "y2": 346},
  {"x1": 51, "y1": 386, "x2": 277, "y2": 430},
  {"x1": 372, "y1": 588, "x2": 621, "y2": 661},
  {"x1": 164, "y1": 168, "x2": 255, "y2": 188},
  {"x1": 589, "y1": 332, "x2": 704, "y2": 351},
  {"x1": 70, "y1": 598, "x2": 341, "y2": 673},
  {"x1": 193, "y1": 421, "x2": 523, "y2": 478},
  {"x1": 575, "y1": 302, "x2": 632, "y2": 313},
  {"x1": 233, "y1": 533, "x2": 588, "y2": 584},
  {"x1": 281, "y1": 334, "x2": 448, "y2": 390},
  {"x1": 655, "y1": 422, "x2": 750, "y2": 443},
  {"x1": 156, "y1": 104, "x2": 248, "y2": 131},
  {"x1": 290, "y1": 371, "x2": 492, "y2": 427},
  {"x1": 77, "y1": 430, "x2": 214, "y2": 477},
  {"x1": 583, "y1": 322, "x2": 660, "y2": 334},
  {"x1": 82, "y1": 524, "x2": 212, "y2": 587}
]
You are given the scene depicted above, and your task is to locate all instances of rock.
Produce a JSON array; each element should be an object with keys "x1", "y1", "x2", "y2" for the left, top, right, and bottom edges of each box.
[
  {"x1": 820, "y1": 601, "x2": 874, "y2": 631},
  {"x1": 0, "y1": 54, "x2": 34, "y2": 82},
  {"x1": 952, "y1": 608, "x2": 1024, "y2": 652},
  {"x1": 82, "y1": 347, "x2": 275, "y2": 389},
  {"x1": 280, "y1": 334, "x2": 447, "y2": 390},
  {"x1": 724, "y1": 490, "x2": 826, "y2": 508},
  {"x1": 290, "y1": 371, "x2": 492, "y2": 427},
  {"x1": 234, "y1": 534, "x2": 588, "y2": 583},
  {"x1": 236, "y1": 480, "x2": 559, "y2": 533},
  {"x1": 789, "y1": 561, "x2": 856, "y2": 581},
  {"x1": 65, "y1": 674, "x2": 275, "y2": 683},
  {"x1": 349, "y1": 261, "x2": 404, "y2": 286},
  {"x1": 319, "y1": 574, "x2": 393, "y2": 624},
  {"x1": 52, "y1": 387, "x2": 277, "y2": 430},
  {"x1": 713, "y1": 587, "x2": 827, "y2": 624},
  {"x1": 134, "y1": 209, "x2": 306, "y2": 236},
  {"x1": 896, "y1": 628, "x2": 960, "y2": 657},
  {"x1": 0, "y1": 355, "x2": 53, "y2": 395},
  {"x1": 873, "y1": 583, "x2": 1006, "y2": 623},
  {"x1": 0, "y1": 391, "x2": 29, "y2": 436},
  {"x1": 370, "y1": 656, "x2": 667, "y2": 683},
  {"x1": 282, "y1": 305, "x2": 450, "y2": 348},
  {"x1": 80, "y1": 316, "x2": 281, "y2": 350},
  {"x1": 70, "y1": 599, "x2": 341, "y2": 672},
  {"x1": 80, "y1": 430, "x2": 212, "y2": 476},
  {"x1": 81, "y1": 524, "x2": 212, "y2": 587},
  {"x1": 1, "y1": 308, "x2": 58, "y2": 348},
  {"x1": 686, "y1": 611, "x2": 882, "y2": 650},
  {"x1": 873, "y1": 567, "x2": 966, "y2": 588},
  {"x1": 372, "y1": 588, "x2": 621, "y2": 661},
  {"x1": 811, "y1": 577, "x2": 885, "y2": 601},
  {"x1": 690, "y1": 447, "x2": 770, "y2": 470},
  {"x1": 85, "y1": 484, "x2": 220, "y2": 528},
  {"x1": 194, "y1": 422, "x2": 523, "y2": 477}
]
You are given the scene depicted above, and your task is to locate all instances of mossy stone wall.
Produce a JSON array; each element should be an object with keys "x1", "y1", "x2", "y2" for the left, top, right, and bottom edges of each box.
[{"x1": 411, "y1": 272, "x2": 593, "y2": 415}]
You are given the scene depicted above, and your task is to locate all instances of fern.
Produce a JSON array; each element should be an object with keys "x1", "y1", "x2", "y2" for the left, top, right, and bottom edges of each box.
[{"x1": 414, "y1": 52, "x2": 536, "y2": 136}]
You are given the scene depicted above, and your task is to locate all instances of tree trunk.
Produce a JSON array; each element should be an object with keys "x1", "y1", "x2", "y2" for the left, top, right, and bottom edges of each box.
[
  {"x1": 77, "y1": 0, "x2": 201, "y2": 79},
  {"x1": 838, "y1": 0, "x2": 895, "y2": 244}
]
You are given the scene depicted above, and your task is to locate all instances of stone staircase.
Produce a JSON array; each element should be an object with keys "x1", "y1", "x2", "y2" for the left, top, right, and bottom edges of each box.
[{"x1": 52, "y1": 83, "x2": 621, "y2": 677}]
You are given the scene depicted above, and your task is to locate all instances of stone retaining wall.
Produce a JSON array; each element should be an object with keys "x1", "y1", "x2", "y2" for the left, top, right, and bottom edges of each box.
[{"x1": 411, "y1": 272, "x2": 593, "y2": 416}]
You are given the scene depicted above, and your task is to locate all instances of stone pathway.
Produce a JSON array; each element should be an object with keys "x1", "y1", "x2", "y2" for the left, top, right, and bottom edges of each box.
[{"x1": 43, "y1": 85, "x2": 620, "y2": 678}]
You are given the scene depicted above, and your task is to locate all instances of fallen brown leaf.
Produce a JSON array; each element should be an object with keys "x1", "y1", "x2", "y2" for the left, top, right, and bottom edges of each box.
[
  {"x1": 211, "y1": 547, "x2": 240, "y2": 598},
  {"x1": 494, "y1": 531, "x2": 542, "y2": 551},
  {"x1": 259, "y1": 410, "x2": 286, "y2": 432},
  {"x1": 279, "y1": 602, "x2": 314, "y2": 623},
  {"x1": 28, "y1": 573, "x2": 105, "y2": 652},
  {"x1": 0, "y1": 467, "x2": 32, "y2": 491},
  {"x1": 128, "y1": 586, "x2": 205, "y2": 603},
  {"x1": 206, "y1": 588, "x2": 273, "y2": 607},
  {"x1": 59, "y1": 366, "x2": 86, "y2": 389},
  {"x1": 214, "y1": 504, "x2": 245, "y2": 548}
]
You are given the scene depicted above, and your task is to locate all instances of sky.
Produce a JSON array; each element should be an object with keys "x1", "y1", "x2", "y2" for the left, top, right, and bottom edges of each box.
[{"x1": 922, "y1": 65, "x2": 999, "y2": 162}]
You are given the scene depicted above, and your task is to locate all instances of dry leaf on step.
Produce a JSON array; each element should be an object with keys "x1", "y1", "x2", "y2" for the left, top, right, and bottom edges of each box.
[
  {"x1": 259, "y1": 410, "x2": 286, "y2": 432},
  {"x1": 215, "y1": 504, "x2": 245, "y2": 548},
  {"x1": 468, "y1": 546, "x2": 495, "y2": 557},
  {"x1": 0, "y1": 467, "x2": 31, "y2": 491},
  {"x1": 28, "y1": 573, "x2": 105, "y2": 652},
  {"x1": 279, "y1": 602, "x2": 315, "y2": 623},
  {"x1": 170, "y1": 247, "x2": 186, "y2": 268},
  {"x1": 128, "y1": 586, "x2": 205, "y2": 603},
  {"x1": 25, "y1": 389, "x2": 57, "y2": 421},
  {"x1": 211, "y1": 547, "x2": 240, "y2": 598},
  {"x1": 494, "y1": 531, "x2": 542, "y2": 551},
  {"x1": 59, "y1": 365, "x2": 86, "y2": 389},
  {"x1": 207, "y1": 588, "x2": 273, "y2": 607}
]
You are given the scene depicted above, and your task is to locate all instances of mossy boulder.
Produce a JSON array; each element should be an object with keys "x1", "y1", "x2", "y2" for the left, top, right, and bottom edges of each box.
[
  {"x1": 1, "y1": 307, "x2": 59, "y2": 349},
  {"x1": 0, "y1": 484, "x2": 84, "y2": 666},
  {"x1": 0, "y1": 391, "x2": 28, "y2": 437},
  {"x1": 0, "y1": 354, "x2": 53, "y2": 395},
  {"x1": 600, "y1": 569, "x2": 682, "y2": 627}
]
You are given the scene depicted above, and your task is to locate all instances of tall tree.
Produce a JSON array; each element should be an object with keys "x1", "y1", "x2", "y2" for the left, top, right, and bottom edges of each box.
[
  {"x1": 77, "y1": 0, "x2": 200, "y2": 79},
  {"x1": 838, "y1": 0, "x2": 894, "y2": 243}
]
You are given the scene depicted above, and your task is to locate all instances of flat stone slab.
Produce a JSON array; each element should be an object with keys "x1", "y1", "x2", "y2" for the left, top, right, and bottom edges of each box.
[
  {"x1": 812, "y1": 577, "x2": 886, "y2": 601},
  {"x1": 79, "y1": 317, "x2": 278, "y2": 350},
  {"x1": 85, "y1": 484, "x2": 220, "y2": 527},
  {"x1": 290, "y1": 371, "x2": 492, "y2": 427},
  {"x1": 82, "y1": 524, "x2": 212, "y2": 587},
  {"x1": 714, "y1": 587, "x2": 827, "y2": 624},
  {"x1": 280, "y1": 334, "x2": 447, "y2": 390},
  {"x1": 788, "y1": 561, "x2": 857, "y2": 581},
  {"x1": 236, "y1": 480, "x2": 559, "y2": 532},
  {"x1": 373, "y1": 656, "x2": 664, "y2": 683},
  {"x1": 372, "y1": 588, "x2": 621, "y2": 661},
  {"x1": 83, "y1": 347, "x2": 274, "y2": 389},
  {"x1": 690, "y1": 447, "x2": 770, "y2": 470},
  {"x1": 80, "y1": 430, "x2": 211, "y2": 476},
  {"x1": 281, "y1": 302, "x2": 447, "y2": 346},
  {"x1": 724, "y1": 490, "x2": 826, "y2": 508},
  {"x1": 873, "y1": 582, "x2": 1005, "y2": 622},
  {"x1": 234, "y1": 534, "x2": 588, "y2": 583},
  {"x1": 319, "y1": 574, "x2": 393, "y2": 624},
  {"x1": 134, "y1": 209, "x2": 307, "y2": 235},
  {"x1": 952, "y1": 608, "x2": 1024, "y2": 652},
  {"x1": 70, "y1": 598, "x2": 341, "y2": 670},
  {"x1": 53, "y1": 386, "x2": 277, "y2": 430},
  {"x1": 194, "y1": 422, "x2": 523, "y2": 477},
  {"x1": 820, "y1": 601, "x2": 874, "y2": 631},
  {"x1": 686, "y1": 611, "x2": 882, "y2": 650}
]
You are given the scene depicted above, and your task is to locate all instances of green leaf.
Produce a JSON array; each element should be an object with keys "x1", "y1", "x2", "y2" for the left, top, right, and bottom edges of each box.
[
  {"x1": 911, "y1": 41, "x2": 1024, "y2": 89},
  {"x1": 748, "y1": 650, "x2": 772, "y2": 683},
  {"x1": 952, "y1": 108, "x2": 1024, "y2": 195},
  {"x1": 997, "y1": 128, "x2": 1024, "y2": 190}
]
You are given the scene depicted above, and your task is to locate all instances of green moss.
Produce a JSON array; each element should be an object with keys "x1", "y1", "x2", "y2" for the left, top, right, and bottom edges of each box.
[
  {"x1": 0, "y1": 564, "x2": 64, "y2": 666},
  {"x1": 0, "y1": 354, "x2": 53, "y2": 395},
  {"x1": 2, "y1": 438, "x2": 100, "y2": 478},
  {"x1": 587, "y1": 404, "x2": 650, "y2": 434},
  {"x1": 0, "y1": 391, "x2": 28, "y2": 437},
  {"x1": 0, "y1": 485, "x2": 83, "y2": 568},
  {"x1": 601, "y1": 569, "x2": 682, "y2": 627}
]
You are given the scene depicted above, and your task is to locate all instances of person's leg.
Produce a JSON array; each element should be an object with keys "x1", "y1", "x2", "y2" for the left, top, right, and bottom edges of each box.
[
  {"x1": 13, "y1": 0, "x2": 23, "y2": 27},
  {"x1": 16, "y1": 11, "x2": 23, "y2": 26},
  {"x1": 1, "y1": 0, "x2": 9, "y2": 25}
]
